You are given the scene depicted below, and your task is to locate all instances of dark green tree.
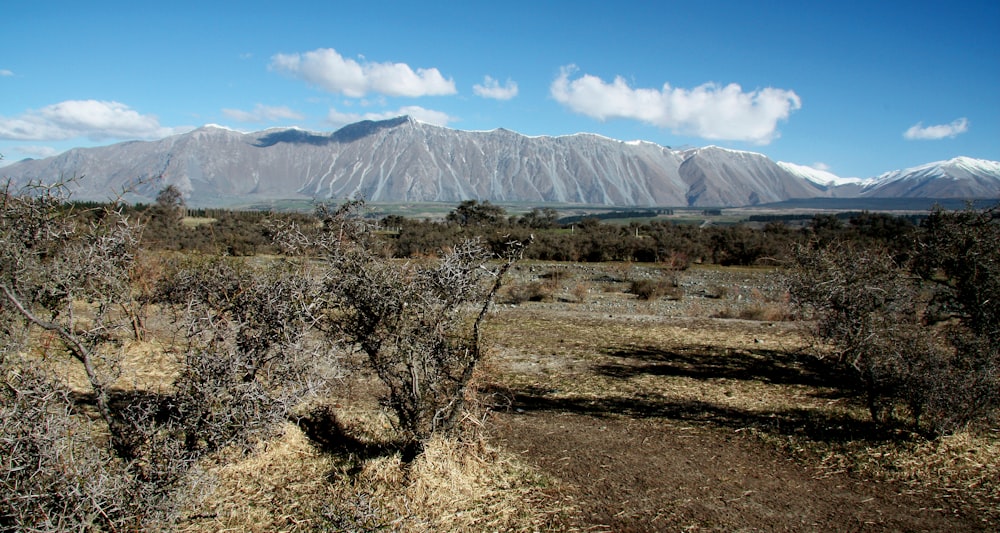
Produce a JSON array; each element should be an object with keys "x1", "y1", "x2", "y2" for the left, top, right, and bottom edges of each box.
[{"x1": 446, "y1": 199, "x2": 506, "y2": 227}]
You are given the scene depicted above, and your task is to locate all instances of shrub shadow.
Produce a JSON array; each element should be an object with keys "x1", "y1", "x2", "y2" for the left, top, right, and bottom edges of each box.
[
  {"x1": 491, "y1": 345, "x2": 904, "y2": 444},
  {"x1": 495, "y1": 384, "x2": 892, "y2": 444},
  {"x1": 598, "y1": 344, "x2": 859, "y2": 394},
  {"x1": 295, "y1": 405, "x2": 405, "y2": 465}
]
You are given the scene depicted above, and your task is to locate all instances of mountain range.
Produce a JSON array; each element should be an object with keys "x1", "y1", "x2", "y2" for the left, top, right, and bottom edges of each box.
[{"x1": 3, "y1": 116, "x2": 999, "y2": 208}]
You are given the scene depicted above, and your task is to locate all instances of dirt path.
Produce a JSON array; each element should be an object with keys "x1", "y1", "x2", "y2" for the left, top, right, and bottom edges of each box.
[{"x1": 491, "y1": 411, "x2": 979, "y2": 532}]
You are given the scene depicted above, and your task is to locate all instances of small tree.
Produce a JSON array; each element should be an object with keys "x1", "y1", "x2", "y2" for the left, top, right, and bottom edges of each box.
[{"x1": 445, "y1": 199, "x2": 507, "y2": 227}]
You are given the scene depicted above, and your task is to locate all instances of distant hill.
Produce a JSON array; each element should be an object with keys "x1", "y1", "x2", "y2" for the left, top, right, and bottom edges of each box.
[{"x1": 3, "y1": 116, "x2": 998, "y2": 208}]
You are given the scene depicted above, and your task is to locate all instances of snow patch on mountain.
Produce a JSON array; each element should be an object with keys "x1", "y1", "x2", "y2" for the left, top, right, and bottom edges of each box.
[
  {"x1": 862, "y1": 156, "x2": 1000, "y2": 188},
  {"x1": 777, "y1": 161, "x2": 861, "y2": 187}
]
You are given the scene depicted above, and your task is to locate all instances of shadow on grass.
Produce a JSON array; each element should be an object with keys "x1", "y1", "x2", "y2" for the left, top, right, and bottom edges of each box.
[
  {"x1": 493, "y1": 384, "x2": 895, "y2": 444},
  {"x1": 490, "y1": 344, "x2": 906, "y2": 444},
  {"x1": 295, "y1": 405, "x2": 413, "y2": 466},
  {"x1": 599, "y1": 344, "x2": 858, "y2": 394}
]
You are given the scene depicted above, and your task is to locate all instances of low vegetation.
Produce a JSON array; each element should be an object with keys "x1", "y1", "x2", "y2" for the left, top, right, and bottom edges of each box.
[{"x1": 2, "y1": 180, "x2": 997, "y2": 529}]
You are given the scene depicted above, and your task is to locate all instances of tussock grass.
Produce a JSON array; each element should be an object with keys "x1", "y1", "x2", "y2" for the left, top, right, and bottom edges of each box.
[
  {"x1": 176, "y1": 417, "x2": 564, "y2": 532},
  {"x1": 177, "y1": 423, "x2": 336, "y2": 532},
  {"x1": 346, "y1": 431, "x2": 562, "y2": 532}
]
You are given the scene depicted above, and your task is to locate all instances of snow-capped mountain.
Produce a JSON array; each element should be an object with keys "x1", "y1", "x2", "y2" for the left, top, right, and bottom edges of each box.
[
  {"x1": 859, "y1": 157, "x2": 1000, "y2": 198},
  {"x1": 1, "y1": 116, "x2": 997, "y2": 207},
  {"x1": 776, "y1": 161, "x2": 862, "y2": 188}
]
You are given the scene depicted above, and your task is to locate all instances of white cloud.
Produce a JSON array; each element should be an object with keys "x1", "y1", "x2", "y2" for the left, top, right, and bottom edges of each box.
[
  {"x1": 222, "y1": 104, "x2": 303, "y2": 123},
  {"x1": 903, "y1": 118, "x2": 969, "y2": 140},
  {"x1": 327, "y1": 105, "x2": 455, "y2": 128},
  {"x1": 0, "y1": 100, "x2": 184, "y2": 141},
  {"x1": 473, "y1": 76, "x2": 519, "y2": 100},
  {"x1": 550, "y1": 65, "x2": 801, "y2": 144},
  {"x1": 811, "y1": 162, "x2": 831, "y2": 172},
  {"x1": 16, "y1": 145, "x2": 60, "y2": 159},
  {"x1": 0, "y1": 69, "x2": 13, "y2": 77},
  {"x1": 270, "y1": 48, "x2": 456, "y2": 98}
]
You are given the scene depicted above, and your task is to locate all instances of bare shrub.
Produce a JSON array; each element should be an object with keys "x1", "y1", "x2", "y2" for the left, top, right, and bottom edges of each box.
[
  {"x1": 703, "y1": 284, "x2": 729, "y2": 299},
  {"x1": 629, "y1": 277, "x2": 681, "y2": 301},
  {"x1": 285, "y1": 202, "x2": 529, "y2": 457},
  {"x1": 662, "y1": 250, "x2": 691, "y2": 271},
  {"x1": 0, "y1": 180, "x2": 140, "y2": 452},
  {"x1": 1, "y1": 364, "x2": 133, "y2": 531},
  {"x1": 1, "y1": 182, "x2": 334, "y2": 529},
  {"x1": 503, "y1": 278, "x2": 556, "y2": 304},
  {"x1": 155, "y1": 256, "x2": 338, "y2": 454},
  {"x1": 570, "y1": 281, "x2": 591, "y2": 303},
  {"x1": 788, "y1": 204, "x2": 1000, "y2": 436}
]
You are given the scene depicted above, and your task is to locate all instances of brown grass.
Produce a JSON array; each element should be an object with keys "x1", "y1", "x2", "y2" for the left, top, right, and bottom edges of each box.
[{"x1": 174, "y1": 414, "x2": 563, "y2": 532}]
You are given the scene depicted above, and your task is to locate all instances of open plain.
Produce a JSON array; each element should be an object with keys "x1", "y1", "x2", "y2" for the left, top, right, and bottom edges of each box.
[{"x1": 476, "y1": 263, "x2": 997, "y2": 531}]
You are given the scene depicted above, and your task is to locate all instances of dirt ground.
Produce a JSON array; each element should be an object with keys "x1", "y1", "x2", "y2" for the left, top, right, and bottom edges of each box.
[
  {"x1": 493, "y1": 405, "x2": 980, "y2": 532},
  {"x1": 483, "y1": 265, "x2": 990, "y2": 531}
]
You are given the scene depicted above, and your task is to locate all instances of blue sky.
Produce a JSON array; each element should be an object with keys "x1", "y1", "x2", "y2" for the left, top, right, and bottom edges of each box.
[{"x1": 2, "y1": 0, "x2": 997, "y2": 179}]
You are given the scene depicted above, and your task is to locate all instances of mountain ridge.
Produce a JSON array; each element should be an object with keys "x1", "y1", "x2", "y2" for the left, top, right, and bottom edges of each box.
[{"x1": 3, "y1": 116, "x2": 998, "y2": 207}]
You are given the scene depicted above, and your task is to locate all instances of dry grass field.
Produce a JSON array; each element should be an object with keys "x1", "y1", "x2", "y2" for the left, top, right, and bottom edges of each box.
[
  {"x1": 25, "y1": 262, "x2": 997, "y2": 531},
  {"x1": 481, "y1": 262, "x2": 998, "y2": 531}
]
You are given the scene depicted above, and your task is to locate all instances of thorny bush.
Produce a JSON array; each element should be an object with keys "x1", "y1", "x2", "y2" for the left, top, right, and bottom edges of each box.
[
  {"x1": 1, "y1": 181, "x2": 337, "y2": 530},
  {"x1": 788, "y1": 204, "x2": 1000, "y2": 435},
  {"x1": 280, "y1": 201, "x2": 530, "y2": 458},
  {"x1": 155, "y1": 255, "x2": 338, "y2": 454},
  {"x1": 1, "y1": 180, "x2": 195, "y2": 530}
]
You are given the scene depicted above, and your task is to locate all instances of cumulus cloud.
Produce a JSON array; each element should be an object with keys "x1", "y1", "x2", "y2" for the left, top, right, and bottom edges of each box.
[
  {"x1": 270, "y1": 48, "x2": 456, "y2": 98},
  {"x1": 327, "y1": 105, "x2": 455, "y2": 128},
  {"x1": 550, "y1": 65, "x2": 801, "y2": 144},
  {"x1": 903, "y1": 118, "x2": 969, "y2": 140},
  {"x1": 473, "y1": 76, "x2": 519, "y2": 100},
  {"x1": 222, "y1": 104, "x2": 303, "y2": 123},
  {"x1": 0, "y1": 100, "x2": 184, "y2": 141}
]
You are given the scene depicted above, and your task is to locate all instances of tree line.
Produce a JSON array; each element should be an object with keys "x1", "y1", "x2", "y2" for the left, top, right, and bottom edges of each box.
[{"x1": 132, "y1": 194, "x2": 925, "y2": 267}]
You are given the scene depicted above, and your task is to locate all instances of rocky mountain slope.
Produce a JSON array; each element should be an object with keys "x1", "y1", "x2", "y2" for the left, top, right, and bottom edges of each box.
[{"x1": 3, "y1": 116, "x2": 998, "y2": 207}]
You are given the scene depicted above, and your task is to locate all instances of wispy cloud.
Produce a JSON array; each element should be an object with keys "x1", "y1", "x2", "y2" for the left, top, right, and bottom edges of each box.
[
  {"x1": 15, "y1": 145, "x2": 60, "y2": 159},
  {"x1": 0, "y1": 100, "x2": 186, "y2": 141},
  {"x1": 550, "y1": 65, "x2": 801, "y2": 144},
  {"x1": 270, "y1": 48, "x2": 456, "y2": 98},
  {"x1": 0, "y1": 69, "x2": 13, "y2": 77},
  {"x1": 903, "y1": 118, "x2": 969, "y2": 140},
  {"x1": 473, "y1": 76, "x2": 518, "y2": 100},
  {"x1": 327, "y1": 105, "x2": 455, "y2": 128},
  {"x1": 222, "y1": 104, "x2": 303, "y2": 123}
]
